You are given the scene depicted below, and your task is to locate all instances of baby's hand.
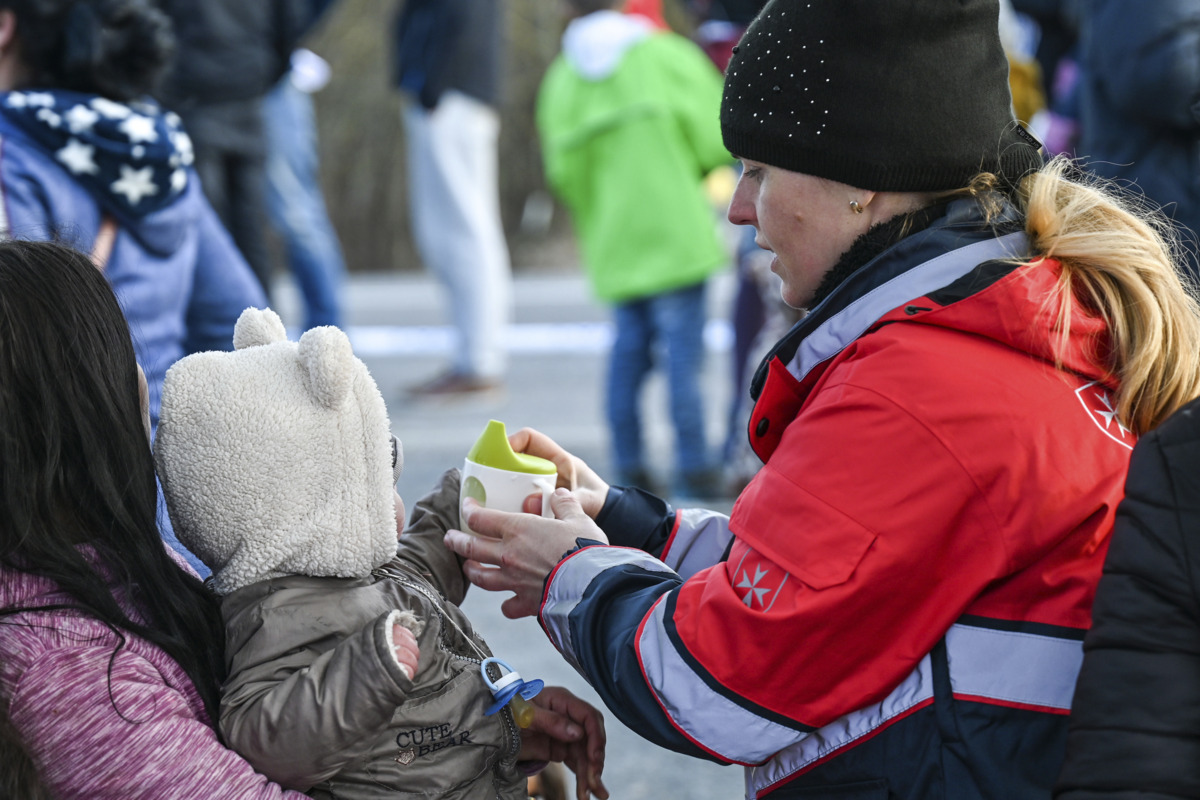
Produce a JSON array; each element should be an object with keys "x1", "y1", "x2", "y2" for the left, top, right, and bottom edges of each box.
[{"x1": 391, "y1": 623, "x2": 419, "y2": 680}]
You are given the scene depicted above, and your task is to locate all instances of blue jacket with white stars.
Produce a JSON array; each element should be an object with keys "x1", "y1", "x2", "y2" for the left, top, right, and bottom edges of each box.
[{"x1": 0, "y1": 88, "x2": 265, "y2": 431}]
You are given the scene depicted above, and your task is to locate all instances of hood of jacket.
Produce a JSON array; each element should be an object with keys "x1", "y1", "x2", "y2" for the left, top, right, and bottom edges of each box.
[
  {"x1": 0, "y1": 89, "x2": 195, "y2": 254},
  {"x1": 155, "y1": 308, "x2": 400, "y2": 597},
  {"x1": 561, "y1": 10, "x2": 654, "y2": 81}
]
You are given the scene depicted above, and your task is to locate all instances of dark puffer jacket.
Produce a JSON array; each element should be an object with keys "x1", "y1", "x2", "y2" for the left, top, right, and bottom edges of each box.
[{"x1": 1055, "y1": 396, "x2": 1200, "y2": 799}]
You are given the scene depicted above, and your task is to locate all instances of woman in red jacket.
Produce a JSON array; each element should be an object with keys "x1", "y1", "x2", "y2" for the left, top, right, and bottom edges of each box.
[{"x1": 443, "y1": 0, "x2": 1200, "y2": 797}]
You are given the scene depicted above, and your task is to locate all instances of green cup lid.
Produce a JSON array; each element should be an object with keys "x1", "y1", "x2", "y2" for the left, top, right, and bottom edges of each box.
[{"x1": 466, "y1": 420, "x2": 557, "y2": 475}]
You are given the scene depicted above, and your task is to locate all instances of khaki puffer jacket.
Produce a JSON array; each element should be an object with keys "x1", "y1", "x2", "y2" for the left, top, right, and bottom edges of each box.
[{"x1": 219, "y1": 470, "x2": 526, "y2": 800}]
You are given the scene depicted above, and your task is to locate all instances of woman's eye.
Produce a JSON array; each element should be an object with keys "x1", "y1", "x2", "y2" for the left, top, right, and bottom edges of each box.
[{"x1": 743, "y1": 166, "x2": 763, "y2": 182}]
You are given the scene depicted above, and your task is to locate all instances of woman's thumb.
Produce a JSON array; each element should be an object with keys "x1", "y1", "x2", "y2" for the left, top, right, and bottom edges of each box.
[{"x1": 548, "y1": 487, "x2": 586, "y2": 520}]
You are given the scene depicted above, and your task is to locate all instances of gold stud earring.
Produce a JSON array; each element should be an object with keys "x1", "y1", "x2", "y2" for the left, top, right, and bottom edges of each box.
[{"x1": 849, "y1": 200, "x2": 864, "y2": 214}]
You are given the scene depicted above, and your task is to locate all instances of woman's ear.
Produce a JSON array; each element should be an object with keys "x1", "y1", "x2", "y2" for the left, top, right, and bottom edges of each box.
[
  {"x1": 0, "y1": 9, "x2": 16, "y2": 51},
  {"x1": 0, "y1": 10, "x2": 28, "y2": 93}
]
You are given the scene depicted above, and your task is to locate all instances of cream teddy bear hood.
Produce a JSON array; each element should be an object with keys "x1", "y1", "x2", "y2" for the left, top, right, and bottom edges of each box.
[{"x1": 155, "y1": 308, "x2": 400, "y2": 596}]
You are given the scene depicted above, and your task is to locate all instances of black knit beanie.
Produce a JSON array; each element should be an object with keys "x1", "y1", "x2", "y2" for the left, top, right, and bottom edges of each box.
[{"x1": 720, "y1": 0, "x2": 1043, "y2": 192}]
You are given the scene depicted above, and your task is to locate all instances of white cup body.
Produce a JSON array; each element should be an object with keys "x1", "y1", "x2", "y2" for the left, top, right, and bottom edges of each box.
[{"x1": 460, "y1": 459, "x2": 555, "y2": 533}]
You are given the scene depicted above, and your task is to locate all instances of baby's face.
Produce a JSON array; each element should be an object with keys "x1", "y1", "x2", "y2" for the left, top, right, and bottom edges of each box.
[
  {"x1": 136, "y1": 363, "x2": 151, "y2": 442},
  {"x1": 391, "y1": 434, "x2": 405, "y2": 536}
]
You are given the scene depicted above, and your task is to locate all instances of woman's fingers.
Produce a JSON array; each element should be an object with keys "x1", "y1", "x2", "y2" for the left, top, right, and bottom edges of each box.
[{"x1": 444, "y1": 493, "x2": 607, "y2": 618}]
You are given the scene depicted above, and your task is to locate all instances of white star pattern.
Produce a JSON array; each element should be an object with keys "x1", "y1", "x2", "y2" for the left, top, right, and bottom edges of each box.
[
  {"x1": 56, "y1": 138, "x2": 99, "y2": 175},
  {"x1": 132, "y1": 145, "x2": 145, "y2": 160},
  {"x1": 736, "y1": 564, "x2": 773, "y2": 608},
  {"x1": 110, "y1": 164, "x2": 158, "y2": 205},
  {"x1": 170, "y1": 130, "x2": 194, "y2": 166},
  {"x1": 170, "y1": 168, "x2": 188, "y2": 193},
  {"x1": 90, "y1": 97, "x2": 131, "y2": 119},
  {"x1": 6, "y1": 93, "x2": 28, "y2": 108},
  {"x1": 35, "y1": 108, "x2": 61, "y2": 128},
  {"x1": 118, "y1": 114, "x2": 158, "y2": 144},
  {"x1": 25, "y1": 92, "x2": 55, "y2": 108},
  {"x1": 64, "y1": 104, "x2": 100, "y2": 134}
]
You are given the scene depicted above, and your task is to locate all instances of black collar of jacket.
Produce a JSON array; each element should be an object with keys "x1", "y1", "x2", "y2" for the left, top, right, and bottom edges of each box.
[{"x1": 748, "y1": 196, "x2": 1026, "y2": 401}]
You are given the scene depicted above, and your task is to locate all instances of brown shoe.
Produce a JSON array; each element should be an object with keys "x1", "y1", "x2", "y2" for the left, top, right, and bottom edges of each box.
[{"x1": 406, "y1": 370, "x2": 503, "y2": 398}]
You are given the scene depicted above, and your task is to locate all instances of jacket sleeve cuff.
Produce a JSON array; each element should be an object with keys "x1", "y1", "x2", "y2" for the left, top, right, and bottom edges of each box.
[
  {"x1": 594, "y1": 485, "x2": 676, "y2": 555},
  {"x1": 378, "y1": 609, "x2": 417, "y2": 687}
]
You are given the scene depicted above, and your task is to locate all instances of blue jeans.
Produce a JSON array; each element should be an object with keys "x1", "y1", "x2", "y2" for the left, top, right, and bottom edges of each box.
[
  {"x1": 263, "y1": 76, "x2": 347, "y2": 330},
  {"x1": 607, "y1": 282, "x2": 711, "y2": 482}
]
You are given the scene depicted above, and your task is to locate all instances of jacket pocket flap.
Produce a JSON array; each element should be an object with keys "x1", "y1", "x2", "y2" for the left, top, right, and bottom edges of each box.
[{"x1": 731, "y1": 465, "x2": 876, "y2": 590}]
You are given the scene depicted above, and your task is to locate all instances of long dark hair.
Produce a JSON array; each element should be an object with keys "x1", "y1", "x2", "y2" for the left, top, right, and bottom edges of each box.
[
  {"x1": 0, "y1": 0, "x2": 174, "y2": 100},
  {"x1": 0, "y1": 239, "x2": 225, "y2": 721},
  {"x1": 0, "y1": 704, "x2": 51, "y2": 799}
]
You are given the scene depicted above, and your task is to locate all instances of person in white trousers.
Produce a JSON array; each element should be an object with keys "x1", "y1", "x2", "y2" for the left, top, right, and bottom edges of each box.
[{"x1": 394, "y1": 0, "x2": 512, "y2": 397}]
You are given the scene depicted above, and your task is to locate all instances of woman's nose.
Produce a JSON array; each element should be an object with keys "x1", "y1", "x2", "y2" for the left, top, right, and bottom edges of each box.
[{"x1": 727, "y1": 177, "x2": 755, "y2": 227}]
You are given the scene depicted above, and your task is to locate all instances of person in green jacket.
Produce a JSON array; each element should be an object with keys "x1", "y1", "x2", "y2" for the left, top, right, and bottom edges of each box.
[{"x1": 537, "y1": 0, "x2": 733, "y2": 499}]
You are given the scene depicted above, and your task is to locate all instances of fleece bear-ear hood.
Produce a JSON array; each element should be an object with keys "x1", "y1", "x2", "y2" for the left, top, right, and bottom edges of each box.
[{"x1": 154, "y1": 307, "x2": 398, "y2": 596}]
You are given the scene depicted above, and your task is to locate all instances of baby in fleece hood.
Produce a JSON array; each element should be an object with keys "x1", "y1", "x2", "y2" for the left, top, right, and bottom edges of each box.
[{"x1": 154, "y1": 307, "x2": 532, "y2": 799}]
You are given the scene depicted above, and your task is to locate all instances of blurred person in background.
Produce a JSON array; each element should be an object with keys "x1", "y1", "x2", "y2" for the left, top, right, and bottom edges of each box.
[
  {"x1": 1013, "y1": 0, "x2": 1084, "y2": 156},
  {"x1": 393, "y1": 0, "x2": 512, "y2": 398},
  {"x1": 264, "y1": 0, "x2": 348, "y2": 331},
  {"x1": 1075, "y1": 0, "x2": 1200, "y2": 279},
  {"x1": 155, "y1": 0, "x2": 305, "y2": 299},
  {"x1": 0, "y1": 0, "x2": 265, "y2": 574},
  {"x1": 537, "y1": 0, "x2": 732, "y2": 500},
  {"x1": 0, "y1": 0, "x2": 265, "y2": 429},
  {"x1": 445, "y1": 0, "x2": 1200, "y2": 797}
]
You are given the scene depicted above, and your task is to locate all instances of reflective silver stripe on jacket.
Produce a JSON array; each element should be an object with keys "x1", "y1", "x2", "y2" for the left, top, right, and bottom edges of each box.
[
  {"x1": 638, "y1": 595, "x2": 819, "y2": 765},
  {"x1": 662, "y1": 507, "x2": 735, "y2": 579},
  {"x1": 944, "y1": 623, "x2": 1083, "y2": 710},
  {"x1": 541, "y1": 545, "x2": 674, "y2": 675},
  {"x1": 744, "y1": 622, "x2": 1082, "y2": 799},
  {"x1": 790, "y1": 232, "x2": 1029, "y2": 382}
]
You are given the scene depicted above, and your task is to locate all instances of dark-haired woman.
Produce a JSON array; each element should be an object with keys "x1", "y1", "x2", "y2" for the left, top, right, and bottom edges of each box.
[
  {"x1": 0, "y1": 0, "x2": 264, "y2": 431},
  {"x1": 0, "y1": 240, "x2": 307, "y2": 798}
]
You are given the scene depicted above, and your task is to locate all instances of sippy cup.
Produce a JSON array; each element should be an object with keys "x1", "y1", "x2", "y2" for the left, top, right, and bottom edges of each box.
[{"x1": 460, "y1": 420, "x2": 557, "y2": 533}]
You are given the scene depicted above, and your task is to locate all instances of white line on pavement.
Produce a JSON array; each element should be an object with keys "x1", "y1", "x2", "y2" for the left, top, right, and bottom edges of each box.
[{"x1": 335, "y1": 320, "x2": 733, "y2": 357}]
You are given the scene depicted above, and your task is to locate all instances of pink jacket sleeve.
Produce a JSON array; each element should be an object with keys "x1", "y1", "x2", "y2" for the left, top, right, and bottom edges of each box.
[{"x1": 8, "y1": 643, "x2": 311, "y2": 800}]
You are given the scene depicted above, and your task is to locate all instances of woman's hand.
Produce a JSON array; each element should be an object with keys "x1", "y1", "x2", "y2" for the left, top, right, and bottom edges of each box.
[
  {"x1": 443, "y1": 490, "x2": 609, "y2": 618},
  {"x1": 520, "y1": 685, "x2": 609, "y2": 800},
  {"x1": 509, "y1": 427, "x2": 610, "y2": 519}
]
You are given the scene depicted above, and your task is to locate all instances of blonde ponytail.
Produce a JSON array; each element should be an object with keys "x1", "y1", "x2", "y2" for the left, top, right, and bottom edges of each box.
[{"x1": 1019, "y1": 156, "x2": 1200, "y2": 433}]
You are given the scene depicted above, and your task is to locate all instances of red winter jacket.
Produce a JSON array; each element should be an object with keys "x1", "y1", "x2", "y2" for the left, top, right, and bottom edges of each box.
[{"x1": 540, "y1": 200, "x2": 1133, "y2": 799}]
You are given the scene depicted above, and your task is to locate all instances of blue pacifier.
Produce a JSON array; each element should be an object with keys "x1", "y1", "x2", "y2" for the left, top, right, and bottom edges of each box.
[{"x1": 481, "y1": 657, "x2": 543, "y2": 727}]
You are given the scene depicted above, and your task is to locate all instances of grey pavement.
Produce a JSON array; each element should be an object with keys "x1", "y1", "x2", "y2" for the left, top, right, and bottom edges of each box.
[{"x1": 271, "y1": 266, "x2": 748, "y2": 800}]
